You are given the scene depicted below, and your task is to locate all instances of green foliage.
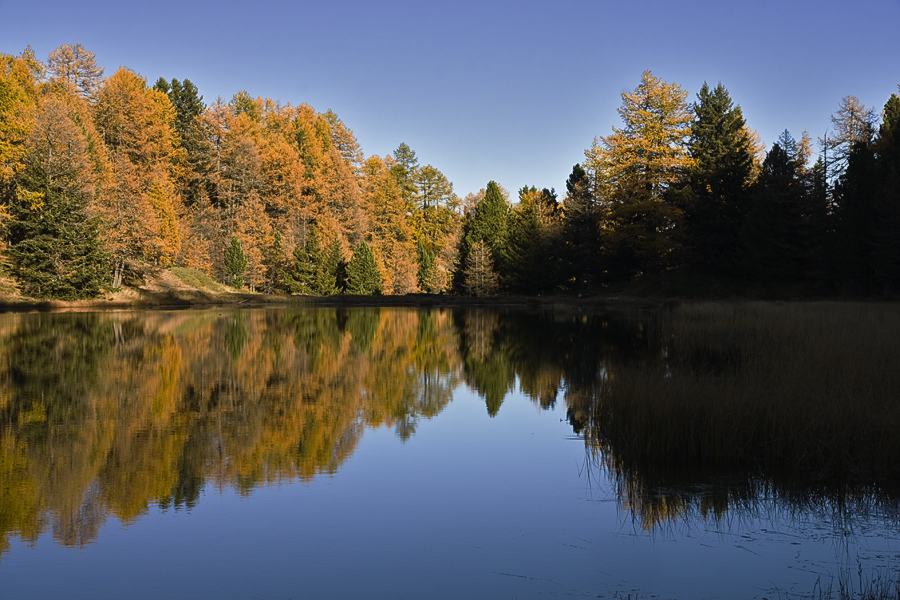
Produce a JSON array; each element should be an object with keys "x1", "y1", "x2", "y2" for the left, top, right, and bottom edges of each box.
[
  {"x1": 390, "y1": 142, "x2": 420, "y2": 204},
  {"x1": 286, "y1": 226, "x2": 323, "y2": 295},
  {"x1": 7, "y1": 188, "x2": 109, "y2": 299},
  {"x1": 346, "y1": 240, "x2": 382, "y2": 295},
  {"x1": 417, "y1": 242, "x2": 440, "y2": 293},
  {"x1": 463, "y1": 239, "x2": 499, "y2": 297},
  {"x1": 229, "y1": 90, "x2": 259, "y2": 121},
  {"x1": 224, "y1": 235, "x2": 247, "y2": 289},
  {"x1": 678, "y1": 83, "x2": 754, "y2": 275}
]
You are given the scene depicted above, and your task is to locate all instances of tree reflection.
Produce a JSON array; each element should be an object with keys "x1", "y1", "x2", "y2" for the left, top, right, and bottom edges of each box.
[
  {"x1": 0, "y1": 307, "x2": 463, "y2": 551},
  {"x1": 2, "y1": 303, "x2": 899, "y2": 552}
]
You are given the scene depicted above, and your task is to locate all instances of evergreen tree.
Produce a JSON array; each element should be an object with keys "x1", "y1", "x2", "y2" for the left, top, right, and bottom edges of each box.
[
  {"x1": 740, "y1": 132, "x2": 811, "y2": 281},
  {"x1": 286, "y1": 225, "x2": 323, "y2": 294},
  {"x1": 505, "y1": 188, "x2": 553, "y2": 293},
  {"x1": 455, "y1": 181, "x2": 510, "y2": 292},
  {"x1": 561, "y1": 163, "x2": 600, "y2": 289},
  {"x1": 7, "y1": 95, "x2": 108, "y2": 299},
  {"x1": 465, "y1": 180, "x2": 509, "y2": 262},
  {"x1": 321, "y1": 234, "x2": 345, "y2": 294},
  {"x1": 264, "y1": 230, "x2": 290, "y2": 293},
  {"x1": 464, "y1": 240, "x2": 499, "y2": 297},
  {"x1": 871, "y1": 92, "x2": 900, "y2": 294},
  {"x1": 346, "y1": 240, "x2": 382, "y2": 295},
  {"x1": 390, "y1": 142, "x2": 420, "y2": 204},
  {"x1": 678, "y1": 82, "x2": 754, "y2": 275},
  {"x1": 417, "y1": 242, "x2": 440, "y2": 294},
  {"x1": 224, "y1": 235, "x2": 247, "y2": 289}
]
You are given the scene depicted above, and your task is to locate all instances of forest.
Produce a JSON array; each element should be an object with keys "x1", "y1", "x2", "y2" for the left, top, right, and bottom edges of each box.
[{"x1": 1, "y1": 43, "x2": 899, "y2": 300}]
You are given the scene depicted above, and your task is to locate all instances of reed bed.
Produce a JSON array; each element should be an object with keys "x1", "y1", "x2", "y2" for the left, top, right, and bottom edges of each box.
[{"x1": 589, "y1": 302, "x2": 900, "y2": 489}]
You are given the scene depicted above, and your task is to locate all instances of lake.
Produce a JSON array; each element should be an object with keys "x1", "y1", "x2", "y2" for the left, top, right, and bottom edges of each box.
[{"x1": 1, "y1": 305, "x2": 899, "y2": 599}]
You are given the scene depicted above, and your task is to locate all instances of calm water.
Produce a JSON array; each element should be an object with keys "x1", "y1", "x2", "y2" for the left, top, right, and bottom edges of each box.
[{"x1": 0, "y1": 306, "x2": 898, "y2": 599}]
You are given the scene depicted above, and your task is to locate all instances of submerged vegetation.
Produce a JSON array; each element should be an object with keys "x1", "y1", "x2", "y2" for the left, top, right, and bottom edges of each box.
[{"x1": 2, "y1": 45, "x2": 899, "y2": 300}]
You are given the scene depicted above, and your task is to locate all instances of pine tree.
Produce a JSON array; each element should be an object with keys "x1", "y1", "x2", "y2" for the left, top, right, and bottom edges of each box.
[
  {"x1": 224, "y1": 234, "x2": 247, "y2": 289},
  {"x1": 871, "y1": 92, "x2": 900, "y2": 294},
  {"x1": 346, "y1": 240, "x2": 382, "y2": 295},
  {"x1": 417, "y1": 242, "x2": 440, "y2": 294}
]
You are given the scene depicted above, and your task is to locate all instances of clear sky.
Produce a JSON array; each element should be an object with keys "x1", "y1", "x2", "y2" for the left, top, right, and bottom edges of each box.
[{"x1": 2, "y1": 0, "x2": 899, "y2": 198}]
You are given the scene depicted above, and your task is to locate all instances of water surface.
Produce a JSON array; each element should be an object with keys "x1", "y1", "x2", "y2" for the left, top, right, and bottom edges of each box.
[{"x1": 1, "y1": 306, "x2": 898, "y2": 599}]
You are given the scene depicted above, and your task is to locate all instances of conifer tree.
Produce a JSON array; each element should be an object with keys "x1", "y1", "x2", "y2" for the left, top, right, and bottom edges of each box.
[
  {"x1": 464, "y1": 240, "x2": 499, "y2": 297},
  {"x1": 224, "y1": 234, "x2": 247, "y2": 289},
  {"x1": 593, "y1": 70, "x2": 694, "y2": 277},
  {"x1": 678, "y1": 83, "x2": 754, "y2": 275},
  {"x1": 8, "y1": 95, "x2": 108, "y2": 298},
  {"x1": 346, "y1": 240, "x2": 382, "y2": 295},
  {"x1": 561, "y1": 163, "x2": 600, "y2": 289},
  {"x1": 872, "y1": 92, "x2": 900, "y2": 294},
  {"x1": 286, "y1": 225, "x2": 323, "y2": 294},
  {"x1": 46, "y1": 43, "x2": 104, "y2": 103},
  {"x1": 741, "y1": 132, "x2": 811, "y2": 281},
  {"x1": 321, "y1": 234, "x2": 345, "y2": 294}
]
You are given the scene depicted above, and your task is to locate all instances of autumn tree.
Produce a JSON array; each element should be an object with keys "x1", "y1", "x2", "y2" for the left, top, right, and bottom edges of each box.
[
  {"x1": 93, "y1": 68, "x2": 185, "y2": 284},
  {"x1": 362, "y1": 155, "x2": 417, "y2": 294},
  {"x1": 590, "y1": 70, "x2": 694, "y2": 277},
  {"x1": 820, "y1": 95, "x2": 877, "y2": 181},
  {"x1": 46, "y1": 43, "x2": 104, "y2": 103},
  {"x1": 0, "y1": 49, "x2": 42, "y2": 266}
]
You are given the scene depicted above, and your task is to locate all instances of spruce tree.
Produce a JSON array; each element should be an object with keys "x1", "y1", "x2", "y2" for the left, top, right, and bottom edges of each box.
[
  {"x1": 346, "y1": 241, "x2": 382, "y2": 295},
  {"x1": 561, "y1": 164, "x2": 600, "y2": 289},
  {"x1": 679, "y1": 83, "x2": 754, "y2": 275},
  {"x1": 8, "y1": 188, "x2": 108, "y2": 299},
  {"x1": 286, "y1": 226, "x2": 323, "y2": 294},
  {"x1": 224, "y1": 235, "x2": 247, "y2": 289},
  {"x1": 7, "y1": 94, "x2": 108, "y2": 299}
]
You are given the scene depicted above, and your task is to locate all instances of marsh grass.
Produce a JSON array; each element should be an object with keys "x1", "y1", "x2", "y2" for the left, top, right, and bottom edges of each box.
[{"x1": 589, "y1": 302, "x2": 900, "y2": 490}]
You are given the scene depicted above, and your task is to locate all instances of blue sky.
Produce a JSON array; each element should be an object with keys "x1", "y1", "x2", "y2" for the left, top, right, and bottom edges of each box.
[{"x1": 2, "y1": 0, "x2": 899, "y2": 198}]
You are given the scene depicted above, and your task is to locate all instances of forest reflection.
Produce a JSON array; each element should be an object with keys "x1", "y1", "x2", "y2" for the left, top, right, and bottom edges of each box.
[{"x1": 1, "y1": 304, "x2": 898, "y2": 554}]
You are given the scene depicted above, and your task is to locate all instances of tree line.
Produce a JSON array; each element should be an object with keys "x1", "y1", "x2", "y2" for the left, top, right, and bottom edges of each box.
[{"x1": 2, "y1": 45, "x2": 898, "y2": 299}]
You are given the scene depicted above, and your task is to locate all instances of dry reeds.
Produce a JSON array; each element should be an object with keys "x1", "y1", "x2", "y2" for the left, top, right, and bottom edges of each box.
[{"x1": 587, "y1": 302, "x2": 900, "y2": 489}]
